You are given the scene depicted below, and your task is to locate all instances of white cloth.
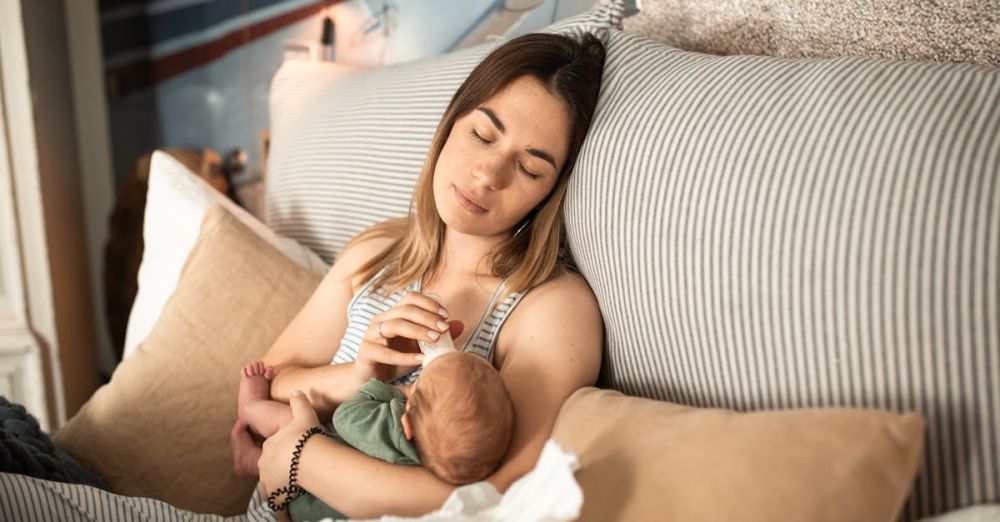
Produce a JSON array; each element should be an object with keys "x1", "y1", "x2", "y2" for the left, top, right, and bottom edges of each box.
[
  {"x1": 327, "y1": 439, "x2": 583, "y2": 522},
  {"x1": 916, "y1": 505, "x2": 1000, "y2": 522}
]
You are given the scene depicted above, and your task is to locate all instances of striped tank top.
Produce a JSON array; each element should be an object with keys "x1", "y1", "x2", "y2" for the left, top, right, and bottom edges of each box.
[{"x1": 331, "y1": 262, "x2": 527, "y2": 385}]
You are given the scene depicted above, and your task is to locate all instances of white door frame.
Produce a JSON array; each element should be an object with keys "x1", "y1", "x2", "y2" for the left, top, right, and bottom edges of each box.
[{"x1": 0, "y1": 0, "x2": 68, "y2": 431}]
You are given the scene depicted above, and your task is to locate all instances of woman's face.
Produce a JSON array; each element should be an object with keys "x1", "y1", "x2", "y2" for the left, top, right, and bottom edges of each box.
[{"x1": 433, "y1": 74, "x2": 571, "y2": 237}]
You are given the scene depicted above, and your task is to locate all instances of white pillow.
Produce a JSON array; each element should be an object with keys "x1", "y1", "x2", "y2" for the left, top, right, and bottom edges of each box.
[{"x1": 122, "y1": 151, "x2": 329, "y2": 360}]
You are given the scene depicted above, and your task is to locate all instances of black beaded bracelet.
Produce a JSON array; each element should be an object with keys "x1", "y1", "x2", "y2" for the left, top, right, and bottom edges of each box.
[{"x1": 266, "y1": 426, "x2": 325, "y2": 512}]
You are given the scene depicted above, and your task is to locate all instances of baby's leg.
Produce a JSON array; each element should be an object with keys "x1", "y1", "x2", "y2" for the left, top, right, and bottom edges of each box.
[
  {"x1": 232, "y1": 361, "x2": 293, "y2": 478},
  {"x1": 238, "y1": 361, "x2": 293, "y2": 438},
  {"x1": 231, "y1": 419, "x2": 262, "y2": 478}
]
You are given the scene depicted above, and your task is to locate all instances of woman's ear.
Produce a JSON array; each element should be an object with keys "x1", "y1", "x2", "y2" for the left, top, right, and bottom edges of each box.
[{"x1": 401, "y1": 410, "x2": 414, "y2": 441}]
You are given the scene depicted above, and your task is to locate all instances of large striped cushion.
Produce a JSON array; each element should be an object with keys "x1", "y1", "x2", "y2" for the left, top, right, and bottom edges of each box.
[
  {"x1": 264, "y1": 2, "x2": 624, "y2": 263},
  {"x1": 565, "y1": 28, "x2": 1000, "y2": 520}
]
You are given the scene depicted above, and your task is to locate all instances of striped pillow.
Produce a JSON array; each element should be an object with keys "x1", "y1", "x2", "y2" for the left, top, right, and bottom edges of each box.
[
  {"x1": 565, "y1": 29, "x2": 1000, "y2": 521},
  {"x1": 264, "y1": 2, "x2": 624, "y2": 263}
]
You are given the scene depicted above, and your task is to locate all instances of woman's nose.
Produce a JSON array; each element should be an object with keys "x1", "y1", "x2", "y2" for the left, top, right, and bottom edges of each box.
[{"x1": 473, "y1": 154, "x2": 513, "y2": 190}]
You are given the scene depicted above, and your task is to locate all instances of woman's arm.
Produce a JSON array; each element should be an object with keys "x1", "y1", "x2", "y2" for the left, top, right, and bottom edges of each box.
[
  {"x1": 260, "y1": 233, "x2": 395, "y2": 415},
  {"x1": 259, "y1": 392, "x2": 456, "y2": 518},
  {"x1": 266, "y1": 363, "x2": 364, "y2": 418},
  {"x1": 298, "y1": 437, "x2": 456, "y2": 517},
  {"x1": 487, "y1": 274, "x2": 604, "y2": 493}
]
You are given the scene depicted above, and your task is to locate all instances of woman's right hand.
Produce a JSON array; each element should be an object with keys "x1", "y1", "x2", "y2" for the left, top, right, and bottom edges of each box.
[{"x1": 352, "y1": 291, "x2": 463, "y2": 384}]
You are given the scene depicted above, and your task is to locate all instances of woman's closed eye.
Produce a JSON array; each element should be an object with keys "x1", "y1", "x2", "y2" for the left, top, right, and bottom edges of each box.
[
  {"x1": 470, "y1": 128, "x2": 491, "y2": 144},
  {"x1": 517, "y1": 161, "x2": 540, "y2": 180},
  {"x1": 470, "y1": 129, "x2": 541, "y2": 180}
]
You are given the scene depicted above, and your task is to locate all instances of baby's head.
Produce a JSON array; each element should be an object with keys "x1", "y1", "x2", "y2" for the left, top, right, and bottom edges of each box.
[{"x1": 400, "y1": 352, "x2": 515, "y2": 484}]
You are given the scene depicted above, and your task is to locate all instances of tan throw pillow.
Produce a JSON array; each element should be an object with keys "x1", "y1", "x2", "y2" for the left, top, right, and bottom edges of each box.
[
  {"x1": 551, "y1": 387, "x2": 925, "y2": 522},
  {"x1": 53, "y1": 204, "x2": 322, "y2": 516}
]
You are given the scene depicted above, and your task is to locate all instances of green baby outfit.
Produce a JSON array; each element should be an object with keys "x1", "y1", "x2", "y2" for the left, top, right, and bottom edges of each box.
[{"x1": 288, "y1": 379, "x2": 421, "y2": 522}]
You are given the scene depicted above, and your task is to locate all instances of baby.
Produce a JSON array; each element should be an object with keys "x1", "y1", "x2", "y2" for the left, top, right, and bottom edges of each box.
[{"x1": 231, "y1": 335, "x2": 515, "y2": 521}]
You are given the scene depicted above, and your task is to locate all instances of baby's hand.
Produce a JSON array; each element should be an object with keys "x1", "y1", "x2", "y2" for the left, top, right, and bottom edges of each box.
[{"x1": 394, "y1": 383, "x2": 414, "y2": 398}]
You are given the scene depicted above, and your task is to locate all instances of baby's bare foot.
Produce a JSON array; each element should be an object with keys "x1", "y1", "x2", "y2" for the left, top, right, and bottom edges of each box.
[
  {"x1": 230, "y1": 420, "x2": 262, "y2": 478},
  {"x1": 238, "y1": 360, "x2": 273, "y2": 423}
]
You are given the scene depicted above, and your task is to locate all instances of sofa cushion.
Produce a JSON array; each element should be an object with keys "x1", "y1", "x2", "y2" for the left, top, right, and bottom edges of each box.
[
  {"x1": 264, "y1": 0, "x2": 624, "y2": 263},
  {"x1": 123, "y1": 150, "x2": 328, "y2": 360},
  {"x1": 563, "y1": 28, "x2": 1000, "y2": 520},
  {"x1": 53, "y1": 205, "x2": 323, "y2": 516},
  {"x1": 551, "y1": 387, "x2": 926, "y2": 522}
]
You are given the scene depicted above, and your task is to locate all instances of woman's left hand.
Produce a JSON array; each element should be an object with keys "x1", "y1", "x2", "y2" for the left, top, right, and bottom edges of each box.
[{"x1": 258, "y1": 391, "x2": 322, "y2": 498}]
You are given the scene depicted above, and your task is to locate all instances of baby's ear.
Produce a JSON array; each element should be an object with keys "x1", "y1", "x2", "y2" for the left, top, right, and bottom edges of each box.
[{"x1": 401, "y1": 411, "x2": 414, "y2": 441}]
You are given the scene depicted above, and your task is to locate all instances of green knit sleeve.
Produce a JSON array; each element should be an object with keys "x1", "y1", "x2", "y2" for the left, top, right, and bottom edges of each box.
[{"x1": 331, "y1": 379, "x2": 421, "y2": 465}]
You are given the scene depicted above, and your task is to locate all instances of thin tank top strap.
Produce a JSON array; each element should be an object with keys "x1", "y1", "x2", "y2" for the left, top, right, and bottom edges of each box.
[{"x1": 346, "y1": 261, "x2": 398, "y2": 317}]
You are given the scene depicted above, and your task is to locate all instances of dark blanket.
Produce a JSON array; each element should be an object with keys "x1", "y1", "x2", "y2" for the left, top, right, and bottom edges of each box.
[{"x1": 0, "y1": 396, "x2": 108, "y2": 490}]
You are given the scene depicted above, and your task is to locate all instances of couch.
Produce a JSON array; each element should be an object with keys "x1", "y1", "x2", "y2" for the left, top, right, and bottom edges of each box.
[{"x1": 2, "y1": 1, "x2": 997, "y2": 521}]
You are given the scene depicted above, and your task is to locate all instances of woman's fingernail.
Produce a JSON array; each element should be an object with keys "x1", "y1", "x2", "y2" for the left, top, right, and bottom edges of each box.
[
  {"x1": 438, "y1": 308, "x2": 448, "y2": 318},
  {"x1": 291, "y1": 389, "x2": 303, "y2": 397},
  {"x1": 436, "y1": 321, "x2": 449, "y2": 331},
  {"x1": 427, "y1": 330, "x2": 440, "y2": 340},
  {"x1": 415, "y1": 354, "x2": 425, "y2": 361}
]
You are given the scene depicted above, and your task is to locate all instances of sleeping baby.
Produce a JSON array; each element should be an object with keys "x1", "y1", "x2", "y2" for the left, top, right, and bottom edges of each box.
[{"x1": 232, "y1": 338, "x2": 515, "y2": 522}]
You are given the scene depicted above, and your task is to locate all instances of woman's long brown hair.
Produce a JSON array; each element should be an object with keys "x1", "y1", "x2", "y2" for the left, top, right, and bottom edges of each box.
[{"x1": 348, "y1": 32, "x2": 605, "y2": 304}]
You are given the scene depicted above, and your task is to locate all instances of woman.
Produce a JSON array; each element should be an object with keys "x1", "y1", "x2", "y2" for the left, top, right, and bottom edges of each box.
[{"x1": 251, "y1": 31, "x2": 607, "y2": 519}]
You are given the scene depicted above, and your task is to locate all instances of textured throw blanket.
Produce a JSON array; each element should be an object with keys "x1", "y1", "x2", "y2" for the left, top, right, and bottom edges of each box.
[{"x1": 0, "y1": 396, "x2": 108, "y2": 490}]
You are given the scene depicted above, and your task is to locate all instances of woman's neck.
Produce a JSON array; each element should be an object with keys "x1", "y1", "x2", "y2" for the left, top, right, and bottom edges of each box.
[{"x1": 438, "y1": 227, "x2": 508, "y2": 279}]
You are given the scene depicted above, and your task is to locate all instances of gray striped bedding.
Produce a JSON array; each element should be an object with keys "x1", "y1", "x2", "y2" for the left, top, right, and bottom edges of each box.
[
  {"x1": 0, "y1": 472, "x2": 276, "y2": 521},
  {"x1": 564, "y1": 28, "x2": 999, "y2": 521}
]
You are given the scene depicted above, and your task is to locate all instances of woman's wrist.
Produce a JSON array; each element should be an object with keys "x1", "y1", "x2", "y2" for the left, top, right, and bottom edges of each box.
[{"x1": 267, "y1": 425, "x2": 326, "y2": 512}]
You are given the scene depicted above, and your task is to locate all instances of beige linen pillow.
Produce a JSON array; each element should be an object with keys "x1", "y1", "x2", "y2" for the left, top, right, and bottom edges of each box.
[
  {"x1": 53, "y1": 204, "x2": 322, "y2": 516},
  {"x1": 551, "y1": 387, "x2": 925, "y2": 522}
]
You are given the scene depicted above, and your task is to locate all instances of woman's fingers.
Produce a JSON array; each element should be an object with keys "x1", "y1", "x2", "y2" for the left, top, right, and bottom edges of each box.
[
  {"x1": 288, "y1": 391, "x2": 321, "y2": 426},
  {"x1": 373, "y1": 316, "x2": 448, "y2": 344},
  {"x1": 369, "y1": 299, "x2": 450, "y2": 344},
  {"x1": 360, "y1": 340, "x2": 424, "y2": 367},
  {"x1": 403, "y1": 291, "x2": 450, "y2": 319}
]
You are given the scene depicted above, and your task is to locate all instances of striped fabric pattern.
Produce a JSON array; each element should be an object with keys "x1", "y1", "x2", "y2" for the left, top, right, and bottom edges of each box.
[
  {"x1": 565, "y1": 29, "x2": 1000, "y2": 520},
  {"x1": 331, "y1": 262, "x2": 527, "y2": 384},
  {"x1": 264, "y1": 2, "x2": 624, "y2": 263},
  {"x1": 0, "y1": 471, "x2": 276, "y2": 521}
]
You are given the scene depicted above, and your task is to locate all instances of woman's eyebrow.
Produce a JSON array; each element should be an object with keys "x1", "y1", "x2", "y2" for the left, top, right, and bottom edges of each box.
[
  {"x1": 477, "y1": 107, "x2": 506, "y2": 133},
  {"x1": 477, "y1": 106, "x2": 557, "y2": 170},
  {"x1": 526, "y1": 148, "x2": 557, "y2": 170}
]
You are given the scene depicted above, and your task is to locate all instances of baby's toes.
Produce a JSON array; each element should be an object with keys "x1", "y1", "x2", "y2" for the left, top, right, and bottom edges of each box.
[{"x1": 263, "y1": 366, "x2": 274, "y2": 380}]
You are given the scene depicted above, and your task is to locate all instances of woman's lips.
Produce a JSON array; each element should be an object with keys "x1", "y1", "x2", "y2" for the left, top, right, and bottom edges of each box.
[{"x1": 454, "y1": 186, "x2": 487, "y2": 214}]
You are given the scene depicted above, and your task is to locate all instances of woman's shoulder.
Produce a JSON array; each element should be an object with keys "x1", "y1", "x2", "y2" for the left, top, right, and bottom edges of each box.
[
  {"x1": 506, "y1": 266, "x2": 599, "y2": 334},
  {"x1": 526, "y1": 265, "x2": 594, "y2": 302},
  {"x1": 494, "y1": 265, "x2": 602, "y2": 368},
  {"x1": 330, "y1": 218, "x2": 406, "y2": 291}
]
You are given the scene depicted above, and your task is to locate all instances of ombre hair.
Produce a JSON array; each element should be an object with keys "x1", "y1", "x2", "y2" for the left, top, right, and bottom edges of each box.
[{"x1": 347, "y1": 32, "x2": 606, "y2": 303}]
